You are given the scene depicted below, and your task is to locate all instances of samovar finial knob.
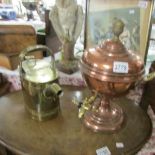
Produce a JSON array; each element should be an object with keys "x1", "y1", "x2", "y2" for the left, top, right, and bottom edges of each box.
[{"x1": 112, "y1": 18, "x2": 124, "y2": 41}]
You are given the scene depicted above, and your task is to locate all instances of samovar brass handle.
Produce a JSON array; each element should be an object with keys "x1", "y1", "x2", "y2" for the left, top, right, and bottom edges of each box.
[{"x1": 72, "y1": 92, "x2": 97, "y2": 118}]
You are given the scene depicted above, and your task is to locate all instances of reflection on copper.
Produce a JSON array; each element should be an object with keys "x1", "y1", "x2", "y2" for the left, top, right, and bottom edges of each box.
[
  {"x1": 108, "y1": 53, "x2": 113, "y2": 57},
  {"x1": 103, "y1": 64, "x2": 110, "y2": 69},
  {"x1": 93, "y1": 63, "x2": 98, "y2": 67}
]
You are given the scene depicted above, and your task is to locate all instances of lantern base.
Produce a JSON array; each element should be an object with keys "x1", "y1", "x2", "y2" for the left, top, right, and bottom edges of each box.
[{"x1": 84, "y1": 98, "x2": 124, "y2": 132}]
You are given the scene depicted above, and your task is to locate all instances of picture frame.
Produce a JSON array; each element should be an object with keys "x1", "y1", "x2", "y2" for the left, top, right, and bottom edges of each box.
[{"x1": 84, "y1": 0, "x2": 154, "y2": 61}]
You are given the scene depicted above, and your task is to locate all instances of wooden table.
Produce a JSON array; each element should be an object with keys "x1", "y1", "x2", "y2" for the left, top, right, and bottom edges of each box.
[{"x1": 0, "y1": 86, "x2": 152, "y2": 155}]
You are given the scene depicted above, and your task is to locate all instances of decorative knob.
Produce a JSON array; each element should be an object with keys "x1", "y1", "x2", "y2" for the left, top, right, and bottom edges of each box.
[{"x1": 112, "y1": 19, "x2": 124, "y2": 41}]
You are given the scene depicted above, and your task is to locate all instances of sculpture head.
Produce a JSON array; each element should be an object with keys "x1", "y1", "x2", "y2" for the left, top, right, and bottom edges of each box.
[{"x1": 56, "y1": 0, "x2": 77, "y2": 8}]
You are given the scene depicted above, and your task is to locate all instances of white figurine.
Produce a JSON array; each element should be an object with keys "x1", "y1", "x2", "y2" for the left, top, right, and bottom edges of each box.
[
  {"x1": 49, "y1": 0, "x2": 83, "y2": 61},
  {"x1": 12, "y1": 0, "x2": 27, "y2": 17}
]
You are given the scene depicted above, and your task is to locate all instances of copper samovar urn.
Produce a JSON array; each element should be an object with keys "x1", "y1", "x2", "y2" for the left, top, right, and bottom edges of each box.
[{"x1": 79, "y1": 19, "x2": 144, "y2": 132}]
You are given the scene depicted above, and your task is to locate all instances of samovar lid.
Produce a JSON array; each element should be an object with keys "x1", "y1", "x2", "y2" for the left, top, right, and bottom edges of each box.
[{"x1": 80, "y1": 19, "x2": 144, "y2": 83}]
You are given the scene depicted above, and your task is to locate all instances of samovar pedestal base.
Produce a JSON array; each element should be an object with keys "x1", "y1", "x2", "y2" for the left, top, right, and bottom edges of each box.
[{"x1": 84, "y1": 97, "x2": 124, "y2": 132}]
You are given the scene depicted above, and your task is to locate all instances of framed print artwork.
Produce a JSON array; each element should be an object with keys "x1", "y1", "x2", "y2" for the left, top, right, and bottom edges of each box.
[{"x1": 84, "y1": 0, "x2": 154, "y2": 61}]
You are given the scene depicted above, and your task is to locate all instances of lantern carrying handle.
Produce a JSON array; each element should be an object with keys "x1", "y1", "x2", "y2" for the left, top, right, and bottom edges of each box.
[{"x1": 19, "y1": 45, "x2": 55, "y2": 72}]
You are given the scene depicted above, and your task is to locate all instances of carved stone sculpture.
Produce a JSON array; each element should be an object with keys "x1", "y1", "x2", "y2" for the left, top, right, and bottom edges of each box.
[{"x1": 49, "y1": 0, "x2": 84, "y2": 74}]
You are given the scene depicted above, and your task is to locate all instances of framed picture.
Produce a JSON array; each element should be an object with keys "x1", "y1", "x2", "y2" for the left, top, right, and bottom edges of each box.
[{"x1": 84, "y1": 0, "x2": 154, "y2": 61}]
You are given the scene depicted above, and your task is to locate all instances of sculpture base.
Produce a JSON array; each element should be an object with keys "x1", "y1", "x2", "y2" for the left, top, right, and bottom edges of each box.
[
  {"x1": 56, "y1": 59, "x2": 79, "y2": 74},
  {"x1": 84, "y1": 102, "x2": 124, "y2": 132}
]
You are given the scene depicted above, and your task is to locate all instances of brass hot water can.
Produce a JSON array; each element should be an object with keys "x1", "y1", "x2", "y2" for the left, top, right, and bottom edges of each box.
[{"x1": 19, "y1": 45, "x2": 62, "y2": 121}]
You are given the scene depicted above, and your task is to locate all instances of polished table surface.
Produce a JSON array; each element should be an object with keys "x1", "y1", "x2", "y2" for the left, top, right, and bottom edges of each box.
[{"x1": 0, "y1": 86, "x2": 152, "y2": 155}]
